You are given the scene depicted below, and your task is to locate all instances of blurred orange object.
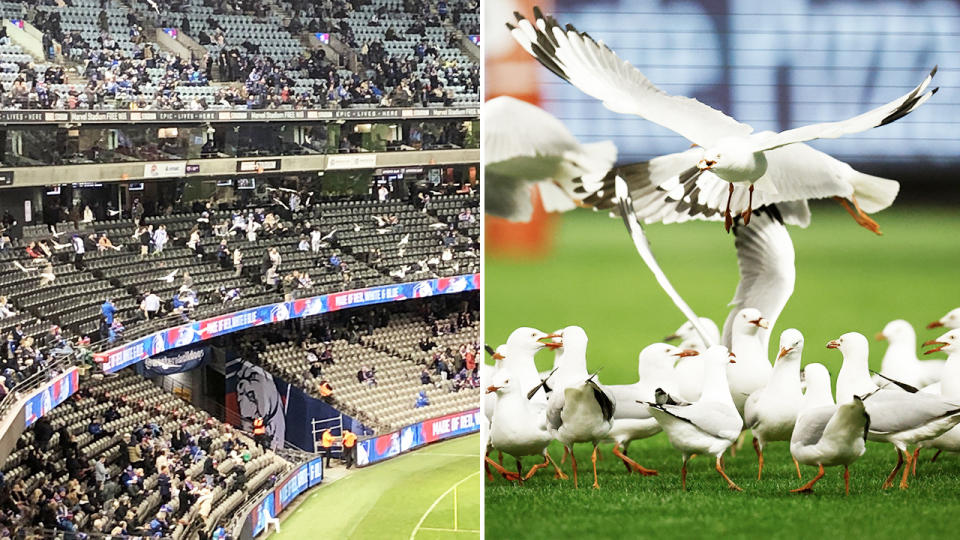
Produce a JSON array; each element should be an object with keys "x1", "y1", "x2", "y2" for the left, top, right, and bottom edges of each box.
[{"x1": 485, "y1": 0, "x2": 555, "y2": 259}]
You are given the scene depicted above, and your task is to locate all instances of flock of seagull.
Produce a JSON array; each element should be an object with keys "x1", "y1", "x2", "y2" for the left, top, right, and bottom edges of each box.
[
  {"x1": 482, "y1": 6, "x2": 959, "y2": 495},
  {"x1": 485, "y1": 309, "x2": 960, "y2": 493}
]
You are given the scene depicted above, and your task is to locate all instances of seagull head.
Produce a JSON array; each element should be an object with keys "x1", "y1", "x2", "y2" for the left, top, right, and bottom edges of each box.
[
  {"x1": 924, "y1": 330, "x2": 960, "y2": 355},
  {"x1": 827, "y1": 332, "x2": 870, "y2": 367},
  {"x1": 875, "y1": 319, "x2": 914, "y2": 344},
  {"x1": 638, "y1": 343, "x2": 695, "y2": 379},
  {"x1": 928, "y1": 307, "x2": 960, "y2": 330},
  {"x1": 776, "y1": 328, "x2": 804, "y2": 362},
  {"x1": 733, "y1": 308, "x2": 769, "y2": 335},
  {"x1": 698, "y1": 139, "x2": 768, "y2": 182},
  {"x1": 505, "y1": 327, "x2": 560, "y2": 355},
  {"x1": 486, "y1": 371, "x2": 515, "y2": 395}
]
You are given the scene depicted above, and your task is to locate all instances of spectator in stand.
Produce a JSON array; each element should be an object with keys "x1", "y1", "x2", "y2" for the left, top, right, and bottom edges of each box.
[
  {"x1": 415, "y1": 390, "x2": 430, "y2": 408},
  {"x1": 0, "y1": 296, "x2": 17, "y2": 319},
  {"x1": 101, "y1": 297, "x2": 117, "y2": 325},
  {"x1": 420, "y1": 367, "x2": 432, "y2": 385},
  {"x1": 141, "y1": 291, "x2": 161, "y2": 320},
  {"x1": 152, "y1": 224, "x2": 168, "y2": 254}
]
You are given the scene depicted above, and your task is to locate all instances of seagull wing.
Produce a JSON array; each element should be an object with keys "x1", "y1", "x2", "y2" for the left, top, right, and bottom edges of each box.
[
  {"x1": 509, "y1": 8, "x2": 753, "y2": 147},
  {"x1": 614, "y1": 176, "x2": 717, "y2": 347},
  {"x1": 720, "y1": 209, "x2": 795, "y2": 352},
  {"x1": 753, "y1": 67, "x2": 938, "y2": 152},
  {"x1": 653, "y1": 400, "x2": 743, "y2": 441},
  {"x1": 791, "y1": 405, "x2": 837, "y2": 448},
  {"x1": 484, "y1": 96, "x2": 617, "y2": 222},
  {"x1": 865, "y1": 390, "x2": 960, "y2": 435}
]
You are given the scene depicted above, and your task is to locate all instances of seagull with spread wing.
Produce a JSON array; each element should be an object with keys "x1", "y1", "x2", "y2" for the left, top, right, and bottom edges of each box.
[{"x1": 508, "y1": 7, "x2": 934, "y2": 232}]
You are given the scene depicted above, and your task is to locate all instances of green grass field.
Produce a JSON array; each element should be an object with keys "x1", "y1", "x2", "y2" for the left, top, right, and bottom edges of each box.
[
  {"x1": 271, "y1": 434, "x2": 481, "y2": 540},
  {"x1": 485, "y1": 204, "x2": 960, "y2": 539}
]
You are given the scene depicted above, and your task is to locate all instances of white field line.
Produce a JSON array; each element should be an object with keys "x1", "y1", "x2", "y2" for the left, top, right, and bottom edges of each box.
[{"x1": 409, "y1": 471, "x2": 481, "y2": 540}]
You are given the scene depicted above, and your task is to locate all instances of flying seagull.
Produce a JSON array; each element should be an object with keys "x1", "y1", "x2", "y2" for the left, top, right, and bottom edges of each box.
[
  {"x1": 484, "y1": 95, "x2": 616, "y2": 222},
  {"x1": 508, "y1": 7, "x2": 932, "y2": 232},
  {"x1": 158, "y1": 269, "x2": 180, "y2": 283}
]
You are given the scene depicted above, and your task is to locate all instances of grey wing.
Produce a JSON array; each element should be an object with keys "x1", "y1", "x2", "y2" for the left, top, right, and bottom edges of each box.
[
  {"x1": 743, "y1": 391, "x2": 762, "y2": 429},
  {"x1": 721, "y1": 210, "x2": 795, "y2": 353},
  {"x1": 484, "y1": 171, "x2": 536, "y2": 222},
  {"x1": 791, "y1": 406, "x2": 837, "y2": 447},
  {"x1": 660, "y1": 401, "x2": 743, "y2": 440},
  {"x1": 546, "y1": 389, "x2": 565, "y2": 432},
  {"x1": 608, "y1": 385, "x2": 652, "y2": 420},
  {"x1": 866, "y1": 391, "x2": 960, "y2": 434}
]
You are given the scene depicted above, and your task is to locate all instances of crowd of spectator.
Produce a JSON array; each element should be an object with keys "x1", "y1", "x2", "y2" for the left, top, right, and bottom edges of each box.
[{"x1": 0, "y1": 0, "x2": 478, "y2": 110}]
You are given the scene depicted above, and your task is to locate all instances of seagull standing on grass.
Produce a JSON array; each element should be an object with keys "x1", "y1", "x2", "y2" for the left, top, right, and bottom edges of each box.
[
  {"x1": 917, "y1": 330, "x2": 960, "y2": 462},
  {"x1": 831, "y1": 332, "x2": 960, "y2": 489},
  {"x1": 789, "y1": 363, "x2": 870, "y2": 495},
  {"x1": 646, "y1": 345, "x2": 743, "y2": 491},
  {"x1": 744, "y1": 329, "x2": 805, "y2": 480},
  {"x1": 536, "y1": 328, "x2": 615, "y2": 488},
  {"x1": 508, "y1": 7, "x2": 933, "y2": 232},
  {"x1": 485, "y1": 370, "x2": 566, "y2": 483},
  {"x1": 606, "y1": 343, "x2": 698, "y2": 476},
  {"x1": 875, "y1": 320, "x2": 943, "y2": 388},
  {"x1": 726, "y1": 308, "x2": 772, "y2": 416}
]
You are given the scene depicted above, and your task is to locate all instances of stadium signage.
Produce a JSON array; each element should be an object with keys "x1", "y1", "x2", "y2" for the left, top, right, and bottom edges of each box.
[
  {"x1": 326, "y1": 154, "x2": 378, "y2": 170},
  {"x1": 0, "y1": 107, "x2": 479, "y2": 125},
  {"x1": 247, "y1": 457, "x2": 323, "y2": 538},
  {"x1": 237, "y1": 159, "x2": 282, "y2": 173},
  {"x1": 358, "y1": 408, "x2": 481, "y2": 466},
  {"x1": 141, "y1": 346, "x2": 209, "y2": 376},
  {"x1": 95, "y1": 274, "x2": 479, "y2": 373},
  {"x1": 144, "y1": 162, "x2": 188, "y2": 178},
  {"x1": 23, "y1": 368, "x2": 79, "y2": 428}
]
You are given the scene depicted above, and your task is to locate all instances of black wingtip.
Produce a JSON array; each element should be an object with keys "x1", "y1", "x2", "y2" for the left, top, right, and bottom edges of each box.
[
  {"x1": 484, "y1": 344, "x2": 496, "y2": 356},
  {"x1": 931, "y1": 87, "x2": 940, "y2": 95},
  {"x1": 931, "y1": 65, "x2": 939, "y2": 77},
  {"x1": 513, "y1": 11, "x2": 526, "y2": 22},
  {"x1": 505, "y1": 22, "x2": 515, "y2": 30},
  {"x1": 532, "y1": 5, "x2": 545, "y2": 19}
]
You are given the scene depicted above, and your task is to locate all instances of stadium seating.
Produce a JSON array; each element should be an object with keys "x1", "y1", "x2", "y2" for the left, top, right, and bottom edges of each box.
[
  {"x1": 1, "y1": 370, "x2": 292, "y2": 538},
  {"x1": 251, "y1": 305, "x2": 479, "y2": 433},
  {"x1": 0, "y1": 0, "x2": 479, "y2": 109},
  {"x1": 0, "y1": 193, "x2": 478, "y2": 345}
]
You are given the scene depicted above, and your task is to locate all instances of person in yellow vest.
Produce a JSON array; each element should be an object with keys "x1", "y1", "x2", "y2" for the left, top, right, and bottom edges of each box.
[
  {"x1": 318, "y1": 380, "x2": 334, "y2": 403},
  {"x1": 252, "y1": 416, "x2": 267, "y2": 449},
  {"x1": 342, "y1": 429, "x2": 357, "y2": 469},
  {"x1": 321, "y1": 428, "x2": 335, "y2": 468}
]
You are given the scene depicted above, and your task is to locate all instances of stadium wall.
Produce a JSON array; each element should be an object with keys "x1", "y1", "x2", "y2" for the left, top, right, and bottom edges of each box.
[
  {"x1": 357, "y1": 408, "x2": 481, "y2": 466},
  {"x1": 0, "y1": 367, "x2": 80, "y2": 461},
  {"x1": 94, "y1": 274, "x2": 481, "y2": 373}
]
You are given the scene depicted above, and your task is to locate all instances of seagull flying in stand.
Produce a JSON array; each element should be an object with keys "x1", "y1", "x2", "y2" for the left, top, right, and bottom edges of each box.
[
  {"x1": 12, "y1": 261, "x2": 36, "y2": 273},
  {"x1": 509, "y1": 7, "x2": 933, "y2": 232},
  {"x1": 107, "y1": 209, "x2": 121, "y2": 217},
  {"x1": 158, "y1": 269, "x2": 180, "y2": 283},
  {"x1": 389, "y1": 265, "x2": 410, "y2": 279},
  {"x1": 399, "y1": 234, "x2": 410, "y2": 245}
]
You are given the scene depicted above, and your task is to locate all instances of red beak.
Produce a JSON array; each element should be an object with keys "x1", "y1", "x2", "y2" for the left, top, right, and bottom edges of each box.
[
  {"x1": 777, "y1": 346, "x2": 793, "y2": 360},
  {"x1": 674, "y1": 349, "x2": 699, "y2": 358},
  {"x1": 924, "y1": 339, "x2": 948, "y2": 355},
  {"x1": 492, "y1": 352, "x2": 505, "y2": 360},
  {"x1": 928, "y1": 321, "x2": 945, "y2": 329},
  {"x1": 539, "y1": 333, "x2": 562, "y2": 349},
  {"x1": 875, "y1": 332, "x2": 886, "y2": 341},
  {"x1": 749, "y1": 318, "x2": 769, "y2": 329},
  {"x1": 826, "y1": 340, "x2": 841, "y2": 349},
  {"x1": 485, "y1": 385, "x2": 501, "y2": 394}
]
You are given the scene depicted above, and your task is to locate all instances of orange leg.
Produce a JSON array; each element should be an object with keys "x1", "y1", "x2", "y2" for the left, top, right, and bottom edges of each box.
[
  {"x1": 522, "y1": 455, "x2": 550, "y2": 481},
  {"x1": 793, "y1": 457, "x2": 802, "y2": 479},
  {"x1": 931, "y1": 449, "x2": 943, "y2": 463},
  {"x1": 912, "y1": 448, "x2": 920, "y2": 477},
  {"x1": 834, "y1": 195, "x2": 882, "y2": 235},
  {"x1": 716, "y1": 455, "x2": 743, "y2": 491},
  {"x1": 724, "y1": 183, "x2": 735, "y2": 232},
  {"x1": 900, "y1": 448, "x2": 914, "y2": 489},
  {"x1": 546, "y1": 451, "x2": 568, "y2": 480},
  {"x1": 881, "y1": 448, "x2": 904, "y2": 490},
  {"x1": 612, "y1": 443, "x2": 658, "y2": 476},
  {"x1": 570, "y1": 448, "x2": 579, "y2": 489},
  {"x1": 560, "y1": 446, "x2": 569, "y2": 465},
  {"x1": 790, "y1": 463, "x2": 825, "y2": 493},
  {"x1": 844, "y1": 465, "x2": 851, "y2": 496},
  {"x1": 591, "y1": 445, "x2": 600, "y2": 489},
  {"x1": 497, "y1": 451, "x2": 504, "y2": 465},
  {"x1": 681, "y1": 458, "x2": 688, "y2": 491},
  {"x1": 485, "y1": 456, "x2": 520, "y2": 482},
  {"x1": 516, "y1": 458, "x2": 525, "y2": 484},
  {"x1": 485, "y1": 451, "x2": 494, "y2": 481},
  {"x1": 741, "y1": 184, "x2": 754, "y2": 225},
  {"x1": 753, "y1": 437, "x2": 764, "y2": 480}
]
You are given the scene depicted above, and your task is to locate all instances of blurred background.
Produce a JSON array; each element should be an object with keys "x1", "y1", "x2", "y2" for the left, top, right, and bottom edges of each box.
[{"x1": 484, "y1": 0, "x2": 960, "y2": 380}]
